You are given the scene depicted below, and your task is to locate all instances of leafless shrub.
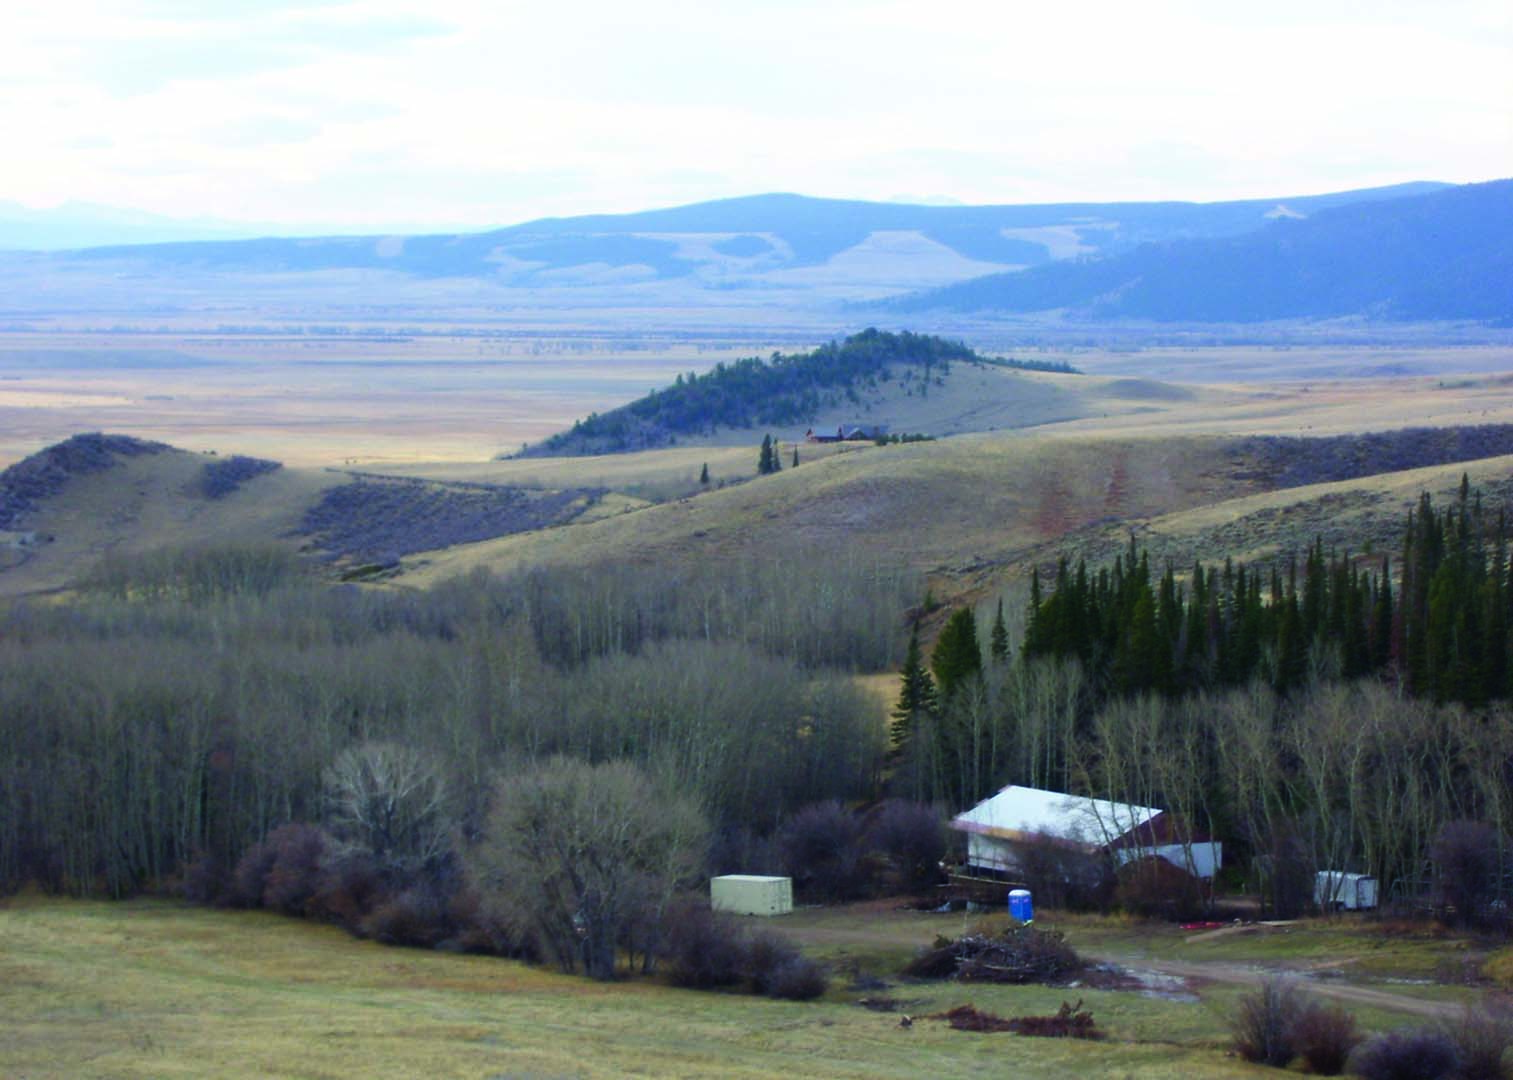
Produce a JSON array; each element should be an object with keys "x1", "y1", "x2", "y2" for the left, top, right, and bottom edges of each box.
[
  {"x1": 446, "y1": 886, "x2": 533, "y2": 959},
  {"x1": 763, "y1": 956, "x2": 829, "y2": 1000},
  {"x1": 1114, "y1": 856, "x2": 1206, "y2": 921},
  {"x1": 1229, "y1": 978, "x2": 1304, "y2": 1067},
  {"x1": 660, "y1": 902, "x2": 827, "y2": 999},
  {"x1": 360, "y1": 885, "x2": 454, "y2": 949},
  {"x1": 867, "y1": 800, "x2": 945, "y2": 895},
  {"x1": 1015, "y1": 833, "x2": 1117, "y2": 912},
  {"x1": 1439, "y1": 1003, "x2": 1513, "y2": 1080},
  {"x1": 1291, "y1": 1001, "x2": 1361, "y2": 1075},
  {"x1": 778, "y1": 801, "x2": 872, "y2": 903},
  {"x1": 1430, "y1": 820, "x2": 1501, "y2": 927},
  {"x1": 225, "y1": 824, "x2": 330, "y2": 915},
  {"x1": 662, "y1": 903, "x2": 752, "y2": 989},
  {"x1": 227, "y1": 836, "x2": 280, "y2": 909},
  {"x1": 308, "y1": 849, "x2": 386, "y2": 928},
  {"x1": 1349, "y1": 1028, "x2": 1459, "y2": 1080},
  {"x1": 260, "y1": 824, "x2": 330, "y2": 916}
]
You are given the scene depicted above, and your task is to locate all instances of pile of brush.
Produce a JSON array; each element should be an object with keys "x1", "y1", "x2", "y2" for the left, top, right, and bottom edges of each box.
[{"x1": 903, "y1": 924, "x2": 1081, "y2": 984}]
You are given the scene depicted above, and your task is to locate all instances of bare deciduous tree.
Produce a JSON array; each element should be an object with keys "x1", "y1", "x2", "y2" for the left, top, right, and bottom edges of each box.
[
  {"x1": 323, "y1": 742, "x2": 454, "y2": 871},
  {"x1": 466, "y1": 757, "x2": 708, "y2": 980}
]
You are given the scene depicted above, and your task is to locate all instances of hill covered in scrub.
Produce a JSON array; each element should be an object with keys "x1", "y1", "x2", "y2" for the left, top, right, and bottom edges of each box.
[
  {"x1": 0, "y1": 433, "x2": 171, "y2": 528},
  {"x1": 893, "y1": 178, "x2": 1513, "y2": 323},
  {"x1": 521, "y1": 329, "x2": 1030, "y2": 456}
]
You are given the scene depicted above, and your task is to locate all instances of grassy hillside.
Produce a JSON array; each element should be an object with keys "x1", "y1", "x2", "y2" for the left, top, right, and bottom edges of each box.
[
  {"x1": 0, "y1": 436, "x2": 607, "y2": 596},
  {"x1": 406, "y1": 420, "x2": 1513, "y2": 619},
  {"x1": 14, "y1": 369, "x2": 1513, "y2": 603},
  {"x1": 0, "y1": 897, "x2": 1275, "y2": 1079},
  {"x1": 0, "y1": 439, "x2": 336, "y2": 596},
  {"x1": 896, "y1": 178, "x2": 1513, "y2": 323},
  {"x1": 406, "y1": 432, "x2": 1265, "y2": 592}
]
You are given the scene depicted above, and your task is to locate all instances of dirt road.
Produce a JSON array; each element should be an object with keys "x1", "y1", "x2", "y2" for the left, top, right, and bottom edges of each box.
[{"x1": 1086, "y1": 951, "x2": 1467, "y2": 1020}]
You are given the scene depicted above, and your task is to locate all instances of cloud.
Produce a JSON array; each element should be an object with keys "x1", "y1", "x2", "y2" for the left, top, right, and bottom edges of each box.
[{"x1": 0, "y1": 1, "x2": 1507, "y2": 226}]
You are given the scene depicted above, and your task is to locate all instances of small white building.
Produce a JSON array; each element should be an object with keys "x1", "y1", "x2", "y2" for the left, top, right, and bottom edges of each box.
[
  {"x1": 1315, "y1": 871, "x2": 1378, "y2": 911},
  {"x1": 951, "y1": 784, "x2": 1222, "y2": 880},
  {"x1": 710, "y1": 874, "x2": 793, "y2": 916}
]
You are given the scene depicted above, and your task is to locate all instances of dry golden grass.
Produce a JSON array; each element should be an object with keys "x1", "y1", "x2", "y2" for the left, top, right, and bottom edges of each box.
[
  {"x1": 0, "y1": 896, "x2": 1271, "y2": 1079},
  {"x1": 398, "y1": 430, "x2": 1245, "y2": 594},
  {"x1": 377, "y1": 441, "x2": 864, "y2": 499}
]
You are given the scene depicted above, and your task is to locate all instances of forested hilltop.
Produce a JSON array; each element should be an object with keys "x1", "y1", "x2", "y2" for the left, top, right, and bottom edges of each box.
[{"x1": 519, "y1": 329, "x2": 1067, "y2": 457}]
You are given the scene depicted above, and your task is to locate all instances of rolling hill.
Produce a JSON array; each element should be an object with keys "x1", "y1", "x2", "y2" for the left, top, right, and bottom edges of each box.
[
  {"x1": 16, "y1": 362, "x2": 1513, "y2": 605},
  {"x1": 892, "y1": 179, "x2": 1513, "y2": 323},
  {"x1": 513, "y1": 329, "x2": 1238, "y2": 457},
  {"x1": 0, "y1": 435, "x2": 602, "y2": 595}
]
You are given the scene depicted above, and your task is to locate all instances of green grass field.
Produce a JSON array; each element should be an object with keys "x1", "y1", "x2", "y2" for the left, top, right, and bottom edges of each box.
[{"x1": 0, "y1": 897, "x2": 1288, "y2": 1079}]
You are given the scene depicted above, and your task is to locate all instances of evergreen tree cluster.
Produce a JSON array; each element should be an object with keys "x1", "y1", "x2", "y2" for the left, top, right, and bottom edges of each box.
[
  {"x1": 1023, "y1": 481, "x2": 1512, "y2": 707},
  {"x1": 526, "y1": 329, "x2": 979, "y2": 455}
]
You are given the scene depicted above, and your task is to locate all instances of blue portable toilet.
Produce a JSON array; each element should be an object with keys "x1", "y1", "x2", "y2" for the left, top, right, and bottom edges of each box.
[{"x1": 1008, "y1": 889, "x2": 1033, "y2": 923}]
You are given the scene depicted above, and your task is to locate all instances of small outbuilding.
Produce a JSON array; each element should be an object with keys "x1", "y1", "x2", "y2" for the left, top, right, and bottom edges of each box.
[
  {"x1": 951, "y1": 784, "x2": 1222, "y2": 880},
  {"x1": 711, "y1": 874, "x2": 793, "y2": 916},
  {"x1": 1315, "y1": 871, "x2": 1378, "y2": 911}
]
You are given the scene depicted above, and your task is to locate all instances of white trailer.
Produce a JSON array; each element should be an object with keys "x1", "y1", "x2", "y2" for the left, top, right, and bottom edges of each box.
[
  {"x1": 710, "y1": 874, "x2": 793, "y2": 916},
  {"x1": 1315, "y1": 871, "x2": 1379, "y2": 911}
]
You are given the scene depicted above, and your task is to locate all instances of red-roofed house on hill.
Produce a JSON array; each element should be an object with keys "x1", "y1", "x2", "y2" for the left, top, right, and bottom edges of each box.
[{"x1": 804, "y1": 424, "x2": 886, "y2": 443}]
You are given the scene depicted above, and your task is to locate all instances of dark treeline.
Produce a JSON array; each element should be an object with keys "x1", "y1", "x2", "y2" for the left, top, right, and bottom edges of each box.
[
  {"x1": 0, "y1": 545, "x2": 914, "y2": 898},
  {"x1": 1024, "y1": 481, "x2": 1511, "y2": 707},
  {"x1": 526, "y1": 328, "x2": 978, "y2": 455}
]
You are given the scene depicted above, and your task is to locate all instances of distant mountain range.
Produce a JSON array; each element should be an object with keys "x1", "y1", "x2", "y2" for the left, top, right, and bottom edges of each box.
[
  {"x1": 2, "y1": 180, "x2": 1506, "y2": 327},
  {"x1": 5, "y1": 183, "x2": 1446, "y2": 281},
  {"x1": 891, "y1": 179, "x2": 1513, "y2": 323}
]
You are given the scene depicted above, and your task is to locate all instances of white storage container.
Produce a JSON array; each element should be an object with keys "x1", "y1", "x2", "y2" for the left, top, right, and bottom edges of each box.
[
  {"x1": 710, "y1": 874, "x2": 793, "y2": 916},
  {"x1": 1315, "y1": 871, "x2": 1379, "y2": 910}
]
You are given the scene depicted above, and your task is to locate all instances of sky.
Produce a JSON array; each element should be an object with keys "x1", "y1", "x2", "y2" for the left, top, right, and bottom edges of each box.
[{"x1": 2, "y1": 0, "x2": 1510, "y2": 232}]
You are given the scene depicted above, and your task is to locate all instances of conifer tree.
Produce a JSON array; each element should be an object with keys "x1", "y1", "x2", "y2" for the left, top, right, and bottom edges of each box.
[
  {"x1": 989, "y1": 598, "x2": 1010, "y2": 662},
  {"x1": 699, "y1": 462, "x2": 709, "y2": 485},
  {"x1": 770, "y1": 437, "x2": 781, "y2": 472},
  {"x1": 792, "y1": 446, "x2": 799, "y2": 468},
  {"x1": 931, "y1": 607, "x2": 983, "y2": 698},
  {"x1": 891, "y1": 624, "x2": 936, "y2": 752},
  {"x1": 757, "y1": 435, "x2": 773, "y2": 475}
]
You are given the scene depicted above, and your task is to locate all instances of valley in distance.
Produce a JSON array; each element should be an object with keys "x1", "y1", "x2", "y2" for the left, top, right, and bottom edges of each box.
[{"x1": 6, "y1": 181, "x2": 1513, "y2": 1080}]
